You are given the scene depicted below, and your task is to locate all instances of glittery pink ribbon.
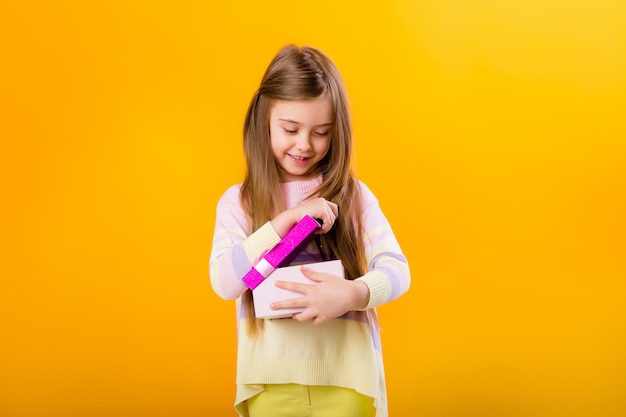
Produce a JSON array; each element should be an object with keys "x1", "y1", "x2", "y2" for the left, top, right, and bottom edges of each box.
[{"x1": 242, "y1": 215, "x2": 321, "y2": 290}]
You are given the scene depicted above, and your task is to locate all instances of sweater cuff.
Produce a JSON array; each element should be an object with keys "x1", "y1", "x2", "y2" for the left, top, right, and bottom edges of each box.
[
  {"x1": 356, "y1": 271, "x2": 392, "y2": 310},
  {"x1": 242, "y1": 221, "x2": 281, "y2": 262}
]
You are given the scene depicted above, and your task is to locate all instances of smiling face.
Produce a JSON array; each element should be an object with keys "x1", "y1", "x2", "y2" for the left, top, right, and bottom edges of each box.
[{"x1": 269, "y1": 96, "x2": 333, "y2": 182}]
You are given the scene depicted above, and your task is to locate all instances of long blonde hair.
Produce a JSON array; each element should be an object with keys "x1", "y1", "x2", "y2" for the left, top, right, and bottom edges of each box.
[{"x1": 241, "y1": 45, "x2": 365, "y2": 333}]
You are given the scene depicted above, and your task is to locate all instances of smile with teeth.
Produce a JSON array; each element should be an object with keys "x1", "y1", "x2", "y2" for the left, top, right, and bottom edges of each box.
[{"x1": 288, "y1": 153, "x2": 310, "y2": 161}]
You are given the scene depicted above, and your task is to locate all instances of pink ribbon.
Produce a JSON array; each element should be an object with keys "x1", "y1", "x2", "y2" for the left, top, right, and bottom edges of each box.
[{"x1": 242, "y1": 215, "x2": 321, "y2": 290}]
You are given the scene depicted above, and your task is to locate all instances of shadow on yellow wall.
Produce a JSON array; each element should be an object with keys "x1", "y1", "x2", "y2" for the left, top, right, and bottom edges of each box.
[{"x1": 1, "y1": 1, "x2": 625, "y2": 416}]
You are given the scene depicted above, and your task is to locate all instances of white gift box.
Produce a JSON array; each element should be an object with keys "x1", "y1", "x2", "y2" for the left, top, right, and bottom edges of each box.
[{"x1": 253, "y1": 259, "x2": 344, "y2": 319}]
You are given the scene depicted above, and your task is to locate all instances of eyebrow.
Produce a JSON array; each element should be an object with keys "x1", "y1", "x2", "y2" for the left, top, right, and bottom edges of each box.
[{"x1": 278, "y1": 118, "x2": 333, "y2": 127}]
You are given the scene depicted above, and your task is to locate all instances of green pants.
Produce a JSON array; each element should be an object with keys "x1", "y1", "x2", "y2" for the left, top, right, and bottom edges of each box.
[{"x1": 247, "y1": 384, "x2": 375, "y2": 417}]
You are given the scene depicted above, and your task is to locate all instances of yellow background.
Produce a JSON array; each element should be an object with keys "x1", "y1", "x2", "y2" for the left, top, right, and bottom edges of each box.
[{"x1": 2, "y1": 1, "x2": 625, "y2": 416}]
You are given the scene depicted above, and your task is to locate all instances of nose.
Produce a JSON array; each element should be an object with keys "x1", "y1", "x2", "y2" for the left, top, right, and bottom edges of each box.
[{"x1": 295, "y1": 133, "x2": 312, "y2": 151}]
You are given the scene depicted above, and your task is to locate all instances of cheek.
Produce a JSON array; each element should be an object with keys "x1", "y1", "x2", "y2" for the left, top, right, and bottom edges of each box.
[
  {"x1": 269, "y1": 134, "x2": 282, "y2": 151},
  {"x1": 269, "y1": 132, "x2": 288, "y2": 158},
  {"x1": 319, "y1": 139, "x2": 331, "y2": 156}
]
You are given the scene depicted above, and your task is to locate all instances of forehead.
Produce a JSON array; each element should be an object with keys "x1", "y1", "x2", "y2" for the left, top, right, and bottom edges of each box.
[{"x1": 270, "y1": 96, "x2": 333, "y2": 126}]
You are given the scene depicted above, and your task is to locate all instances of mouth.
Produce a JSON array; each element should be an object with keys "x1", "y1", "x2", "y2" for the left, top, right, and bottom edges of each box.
[{"x1": 288, "y1": 153, "x2": 311, "y2": 161}]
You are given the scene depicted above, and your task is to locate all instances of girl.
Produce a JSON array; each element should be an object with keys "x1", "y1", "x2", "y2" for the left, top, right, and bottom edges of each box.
[{"x1": 209, "y1": 45, "x2": 410, "y2": 417}]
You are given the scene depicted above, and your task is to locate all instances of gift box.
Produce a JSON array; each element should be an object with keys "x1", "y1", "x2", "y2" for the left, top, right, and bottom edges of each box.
[
  {"x1": 241, "y1": 215, "x2": 344, "y2": 319},
  {"x1": 253, "y1": 259, "x2": 344, "y2": 319}
]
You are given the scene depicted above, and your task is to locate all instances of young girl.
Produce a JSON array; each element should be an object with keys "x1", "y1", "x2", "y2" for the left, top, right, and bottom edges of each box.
[{"x1": 209, "y1": 45, "x2": 410, "y2": 417}]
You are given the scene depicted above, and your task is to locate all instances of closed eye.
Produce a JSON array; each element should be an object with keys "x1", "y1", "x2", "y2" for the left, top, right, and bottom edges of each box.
[
  {"x1": 283, "y1": 128, "x2": 298, "y2": 134},
  {"x1": 314, "y1": 131, "x2": 330, "y2": 137}
]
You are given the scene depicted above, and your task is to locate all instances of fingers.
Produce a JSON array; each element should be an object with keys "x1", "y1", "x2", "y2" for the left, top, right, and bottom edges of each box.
[
  {"x1": 270, "y1": 279, "x2": 324, "y2": 324},
  {"x1": 293, "y1": 310, "x2": 322, "y2": 324},
  {"x1": 271, "y1": 269, "x2": 344, "y2": 325},
  {"x1": 269, "y1": 297, "x2": 321, "y2": 324},
  {"x1": 293, "y1": 310, "x2": 331, "y2": 325},
  {"x1": 313, "y1": 199, "x2": 338, "y2": 234},
  {"x1": 299, "y1": 265, "x2": 325, "y2": 282},
  {"x1": 325, "y1": 201, "x2": 338, "y2": 232},
  {"x1": 269, "y1": 280, "x2": 311, "y2": 311},
  {"x1": 270, "y1": 295, "x2": 307, "y2": 311},
  {"x1": 275, "y1": 279, "x2": 311, "y2": 292}
]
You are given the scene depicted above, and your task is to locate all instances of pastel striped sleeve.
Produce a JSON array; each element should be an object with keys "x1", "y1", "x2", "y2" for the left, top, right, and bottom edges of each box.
[
  {"x1": 209, "y1": 185, "x2": 281, "y2": 299},
  {"x1": 355, "y1": 181, "x2": 411, "y2": 310}
]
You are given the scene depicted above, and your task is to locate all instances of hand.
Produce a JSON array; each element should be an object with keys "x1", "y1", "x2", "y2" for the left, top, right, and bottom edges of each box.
[
  {"x1": 270, "y1": 266, "x2": 370, "y2": 325},
  {"x1": 294, "y1": 198, "x2": 338, "y2": 234},
  {"x1": 271, "y1": 198, "x2": 338, "y2": 237}
]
